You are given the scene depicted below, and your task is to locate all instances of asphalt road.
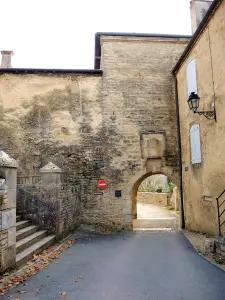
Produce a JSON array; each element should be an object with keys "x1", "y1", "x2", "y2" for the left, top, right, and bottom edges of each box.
[{"x1": 3, "y1": 231, "x2": 225, "y2": 300}]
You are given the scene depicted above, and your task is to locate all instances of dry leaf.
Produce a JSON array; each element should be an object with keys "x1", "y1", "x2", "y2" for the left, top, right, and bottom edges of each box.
[
  {"x1": 60, "y1": 291, "x2": 67, "y2": 296},
  {"x1": 79, "y1": 276, "x2": 83, "y2": 278},
  {"x1": 17, "y1": 290, "x2": 26, "y2": 294},
  {"x1": 74, "y1": 280, "x2": 79, "y2": 283}
]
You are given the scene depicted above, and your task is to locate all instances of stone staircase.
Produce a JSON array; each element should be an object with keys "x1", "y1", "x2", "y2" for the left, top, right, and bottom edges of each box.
[{"x1": 16, "y1": 215, "x2": 55, "y2": 267}]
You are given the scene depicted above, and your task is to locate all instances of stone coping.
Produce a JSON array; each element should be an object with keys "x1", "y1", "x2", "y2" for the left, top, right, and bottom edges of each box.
[
  {"x1": 0, "y1": 151, "x2": 18, "y2": 168},
  {"x1": 40, "y1": 162, "x2": 62, "y2": 173}
]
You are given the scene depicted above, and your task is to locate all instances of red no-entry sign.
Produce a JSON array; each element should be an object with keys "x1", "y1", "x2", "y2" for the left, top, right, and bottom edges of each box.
[{"x1": 98, "y1": 179, "x2": 107, "y2": 190}]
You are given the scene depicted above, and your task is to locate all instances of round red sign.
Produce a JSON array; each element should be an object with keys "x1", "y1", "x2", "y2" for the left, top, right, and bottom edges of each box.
[{"x1": 98, "y1": 180, "x2": 107, "y2": 190}]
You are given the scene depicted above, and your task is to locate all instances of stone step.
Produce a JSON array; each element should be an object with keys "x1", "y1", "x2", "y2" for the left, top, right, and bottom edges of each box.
[
  {"x1": 16, "y1": 235, "x2": 56, "y2": 267},
  {"x1": 16, "y1": 215, "x2": 21, "y2": 222},
  {"x1": 16, "y1": 225, "x2": 39, "y2": 242},
  {"x1": 133, "y1": 217, "x2": 177, "y2": 229},
  {"x1": 16, "y1": 230, "x2": 47, "y2": 254},
  {"x1": 16, "y1": 220, "x2": 32, "y2": 231}
]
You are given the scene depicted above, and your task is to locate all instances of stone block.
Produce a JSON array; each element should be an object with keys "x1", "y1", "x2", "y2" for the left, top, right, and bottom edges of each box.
[
  {"x1": 124, "y1": 214, "x2": 133, "y2": 224},
  {"x1": 5, "y1": 168, "x2": 17, "y2": 189},
  {"x1": 41, "y1": 173, "x2": 61, "y2": 185},
  {"x1": 1, "y1": 208, "x2": 16, "y2": 230},
  {"x1": 8, "y1": 226, "x2": 16, "y2": 247},
  {"x1": 123, "y1": 207, "x2": 132, "y2": 215},
  {"x1": 141, "y1": 132, "x2": 165, "y2": 159},
  {"x1": 203, "y1": 238, "x2": 215, "y2": 254},
  {"x1": 7, "y1": 189, "x2": 16, "y2": 209},
  {"x1": 0, "y1": 245, "x2": 16, "y2": 273},
  {"x1": 0, "y1": 179, "x2": 7, "y2": 196},
  {"x1": 146, "y1": 159, "x2": 163, "y2": 174}
]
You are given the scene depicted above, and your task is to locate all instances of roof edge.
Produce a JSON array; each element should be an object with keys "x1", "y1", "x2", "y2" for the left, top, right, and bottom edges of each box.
[
  {"x1": 94, "y1": 32, "x2": 192, "y2": 69},
  {"x1": 0, "y1": 68, "x2": 103, "y2": 75},
  {"x1": 172, "y1": 0, "x2": 223, "y2": 74},
  {"x1": 95, "y1": 32, "x2": 192, "y2": 39}
]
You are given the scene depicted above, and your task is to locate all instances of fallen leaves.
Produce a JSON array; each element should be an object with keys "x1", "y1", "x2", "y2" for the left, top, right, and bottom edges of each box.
[
  {"x1": 79, "y1": 276, "x2": 83, "y2": 279},
  {"x1": 60, "y1": 291, "x2": 67, "y2": 296},
  {"x1": 0, "y1": 239, "x2": 75, "y2": 296},
  {"x1": 94, "y1": 230, "x2": 112, "y2": 235},
  {"x1": 74, "y1": 280, "x2": 79, "y2": 283},
  {"x1": 17, "y1": 290, "x2": 26, "y2": 294}
]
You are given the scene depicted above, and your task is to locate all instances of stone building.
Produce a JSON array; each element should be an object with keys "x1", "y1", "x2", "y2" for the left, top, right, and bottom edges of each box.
[
  {"x1": 0, "y1": 33, "x2": 190, "y2": 233},
  {"x1": 173, "y1": 0, "x2": 225, "y2": 235},
  {"x1": 0, "y1": 0, "x2": 225, "y2": 272}
]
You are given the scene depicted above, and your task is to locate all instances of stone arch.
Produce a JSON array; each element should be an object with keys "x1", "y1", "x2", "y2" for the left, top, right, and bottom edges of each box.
[{"x1": 132, "y1": 171, "x2": 180, "y2": 220}]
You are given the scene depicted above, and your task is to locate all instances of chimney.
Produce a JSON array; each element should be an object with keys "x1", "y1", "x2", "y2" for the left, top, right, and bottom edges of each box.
[
  {"x1": 0, "y1": 50, "x2": 14, "y2": 68},
  {"x1": 190, "y1": 0, "x2": 213, "y2": 33}
]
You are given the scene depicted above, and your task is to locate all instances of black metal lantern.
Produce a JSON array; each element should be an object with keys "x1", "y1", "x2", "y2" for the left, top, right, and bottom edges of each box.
[
  {"x1": 188, "y1": 92, "x2": 200, "y2": 113},
  {"x1": 187, "y1": 92, "x2": 216, "y2": 120}
]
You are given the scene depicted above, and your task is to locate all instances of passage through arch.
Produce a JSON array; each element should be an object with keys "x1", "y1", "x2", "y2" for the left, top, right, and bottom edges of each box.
[{"x1": 132, "y1": 173, "x2": 180, "y2": 231}]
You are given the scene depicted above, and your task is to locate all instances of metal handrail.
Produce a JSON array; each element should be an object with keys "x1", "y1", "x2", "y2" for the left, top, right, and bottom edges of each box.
[{"x1": 216, "y1": 190, "x2": 225, "y2": 236}]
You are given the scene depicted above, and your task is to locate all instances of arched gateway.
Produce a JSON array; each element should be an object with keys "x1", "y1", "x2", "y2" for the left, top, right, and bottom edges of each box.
[{"x1": 131, "y1": 169, "x2": 181, "y2": 230}]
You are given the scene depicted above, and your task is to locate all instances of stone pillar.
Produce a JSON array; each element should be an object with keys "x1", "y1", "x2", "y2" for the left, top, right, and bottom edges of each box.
[
  {"x1": 0, "y1": 50, "x2": 14, "y2": 68},
  {"x1": 190, "y1": 0, "x2": 213, "y2": 33},
  {"x1": 40, "y1": 162, "x2": 62, "y2": 238},
  {"x1": 0, "y1": 151, "x2": 18, "y2": 273},
  {"x1": 40, "y1": 162, "x2": 62, "y2": 185}
]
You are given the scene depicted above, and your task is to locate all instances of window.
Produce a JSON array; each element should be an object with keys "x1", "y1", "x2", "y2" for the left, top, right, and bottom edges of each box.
[
  {"x1": 190, "y1": 124, "x2": 202, "y2": 164},
  {"x1": 187, "y1": 59, "x2": 198, "y2": 96}
]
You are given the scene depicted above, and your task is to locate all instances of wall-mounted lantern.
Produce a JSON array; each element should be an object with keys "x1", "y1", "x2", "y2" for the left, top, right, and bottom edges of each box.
[{"x1": 187, "y1": 92, "x2": 216, "y2": 121}]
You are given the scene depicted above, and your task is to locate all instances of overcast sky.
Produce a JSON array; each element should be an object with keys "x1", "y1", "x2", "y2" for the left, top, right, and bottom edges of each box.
[{"x1": 0, "y1": 0, "x2": 192, "y2": 69}]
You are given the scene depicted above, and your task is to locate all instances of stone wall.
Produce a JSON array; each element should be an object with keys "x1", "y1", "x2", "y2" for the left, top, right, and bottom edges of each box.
[
  {"x1": 17, "y1": 183, "x2": 80, "y2": 238},
  {"x1": 137, "y1": 192, "x2": 169, "y2": 206},
  {"x1": 0, "y1": 152, "x2": 17, "y2": 273},
  {"x1": 99, "y1": 35, "x2": 189, "y2": 223},
  {"x1": 0, "y1": 35, "x2": 189, "y2": 230},
  {"x1": 170, "y1": 187, "x2": 180, "y2": 212},
  {"x1": 17, "y1": 163, "x2": 81, "y2": 238},
  {"x1": 176, "y1": 0, "x2": 225, "y2": 235}
]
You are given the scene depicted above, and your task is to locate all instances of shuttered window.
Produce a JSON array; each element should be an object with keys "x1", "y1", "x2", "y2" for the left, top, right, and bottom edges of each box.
[
  {"x1": 190, "y1": 124, "x2": 202, "y2": 164},
  {"x1": 187, "y1": 59, "x2": 198, "y2": 96}
]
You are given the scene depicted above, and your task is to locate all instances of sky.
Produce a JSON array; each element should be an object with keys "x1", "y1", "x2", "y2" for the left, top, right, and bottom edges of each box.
[{"x1": 0, "y1": 0, "x2": 192, "y2": 69}]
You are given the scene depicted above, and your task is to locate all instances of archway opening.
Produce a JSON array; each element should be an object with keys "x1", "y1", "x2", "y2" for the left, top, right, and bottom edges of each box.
[{"x1": 132, "y1": 174, "x2": 180, "y2": 231}]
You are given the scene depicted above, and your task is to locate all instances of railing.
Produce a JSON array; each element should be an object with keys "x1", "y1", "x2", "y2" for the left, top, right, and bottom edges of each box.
[
  {"x1": 17, "y1": 176, "x2": 41, "y2": 185},
  {"x1": 216, "y1": 190, "x2": 225, "y2": 236},
  {"x1": 17, "y1": 173, "x2": 68, "y2": 185}
]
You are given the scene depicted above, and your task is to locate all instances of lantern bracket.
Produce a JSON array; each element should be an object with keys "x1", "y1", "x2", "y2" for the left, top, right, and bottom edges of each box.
[{"x1": 196, "y1": 110, "x2": 216, "y2": 120}]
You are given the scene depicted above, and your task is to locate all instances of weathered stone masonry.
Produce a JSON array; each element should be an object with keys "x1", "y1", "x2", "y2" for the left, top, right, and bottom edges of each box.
[
  {"x1": 0, "y1": 151, "x2": 17, "y2": 272},
  {"x1": 0, "y1": 34, "x2": 190, "y2": 230}
]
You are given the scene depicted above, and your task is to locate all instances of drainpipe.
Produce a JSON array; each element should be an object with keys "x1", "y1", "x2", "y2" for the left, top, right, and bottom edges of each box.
[{"x1": 174, "y1": 77, "x2": 185, "y2": 229}]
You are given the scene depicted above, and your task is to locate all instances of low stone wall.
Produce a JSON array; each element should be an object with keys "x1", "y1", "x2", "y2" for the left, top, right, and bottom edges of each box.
[
  {"x1": 17, "y1": 184, "x2": 60, "y2": 234},
  {"x1": 0, "y1": 152, "x2": 17, "y2": 273},
  {"x1": 137, "y1": 192, "x2": 169, "y2": 206},
  {"x1": 17, "y1": 163, "x2": 81, "y2": 240},
  {"x1": 17, "y1": 183, "x2": 81, "y2": 238}
]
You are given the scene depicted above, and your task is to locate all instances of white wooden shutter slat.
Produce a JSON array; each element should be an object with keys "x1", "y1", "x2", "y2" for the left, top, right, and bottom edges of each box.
[
  {"x1": 187, "y1": 59, "x2": 198, "y2": 96},
  {"x1": 190, "y1": 124, "x2": 202, "y2": 164}
]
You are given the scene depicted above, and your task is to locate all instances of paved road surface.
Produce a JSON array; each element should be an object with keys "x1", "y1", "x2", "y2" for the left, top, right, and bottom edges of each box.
[{"x1": 3, "y1": 231, "x2": 225, "y2": 300}]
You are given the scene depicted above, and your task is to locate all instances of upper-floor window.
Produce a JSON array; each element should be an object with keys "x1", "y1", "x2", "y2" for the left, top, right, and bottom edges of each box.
[{"x1": 187, "y1": 59, "x2": 198, "y2": 96}]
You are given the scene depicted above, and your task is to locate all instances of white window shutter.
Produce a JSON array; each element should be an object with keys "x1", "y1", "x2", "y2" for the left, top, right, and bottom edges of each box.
[
  {"x1": 190, "y1": 124, "x2": 202, "y2": 164},
  {"x1": 187, "y1": 59, "x2": 198, "y2": 96}
]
